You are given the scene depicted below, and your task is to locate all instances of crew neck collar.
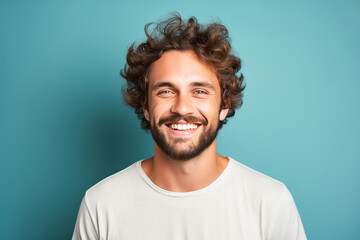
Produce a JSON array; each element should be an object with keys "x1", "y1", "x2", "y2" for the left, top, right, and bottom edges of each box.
[{"x1": 136, "y1": 157, "x2": 234, "y2": 198}]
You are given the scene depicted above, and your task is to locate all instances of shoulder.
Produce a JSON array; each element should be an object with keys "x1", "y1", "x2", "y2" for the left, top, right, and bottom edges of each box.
[
  {"x1": 227, "y1": 158, "x2": 306, "y2": 239},
  {"x1": 227, "y1": 157, "x2": 288, "y2": 202},
  {"x1": 84, "y1": 161, "x2": 141, "y2": 205}
]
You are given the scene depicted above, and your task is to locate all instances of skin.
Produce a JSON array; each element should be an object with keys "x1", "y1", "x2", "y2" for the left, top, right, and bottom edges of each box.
[{"x1": 142, "y1": 50, "x2": 230, "y2": 192}]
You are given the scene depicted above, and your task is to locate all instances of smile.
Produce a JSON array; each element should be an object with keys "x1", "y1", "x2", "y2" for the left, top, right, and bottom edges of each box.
[{"x1": 168, "y1": 123, "x2": 199, "y2": 131}]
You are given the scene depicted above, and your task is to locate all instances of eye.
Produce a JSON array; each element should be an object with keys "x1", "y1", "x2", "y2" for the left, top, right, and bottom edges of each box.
[
  {"x1": 157, "y1": 90, "x2": 173, "y2": 95},
  {"x1": 194, "y1": 90, "x2": 207, "y2": 94}
]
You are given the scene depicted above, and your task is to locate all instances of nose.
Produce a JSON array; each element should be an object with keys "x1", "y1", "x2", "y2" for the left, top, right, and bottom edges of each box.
[{"x1": 170, "y1": 93, "x2": 195, "y2": 116}]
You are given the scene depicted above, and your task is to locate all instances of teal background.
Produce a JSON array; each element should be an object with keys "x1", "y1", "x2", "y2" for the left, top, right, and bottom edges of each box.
[{"x1": 1, "y1": 0, "x2": 359, "y2": 239}]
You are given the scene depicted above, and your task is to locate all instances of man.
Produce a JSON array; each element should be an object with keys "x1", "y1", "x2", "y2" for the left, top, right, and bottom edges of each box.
[{"x1": 73, "y1": 14, "x2": 307, "y2": 240}]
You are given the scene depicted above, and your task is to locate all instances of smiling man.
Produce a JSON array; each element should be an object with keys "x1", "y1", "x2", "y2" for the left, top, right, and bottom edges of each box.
[{"x1": 72, "y1": 14, "x2": 307, "y2": 240}]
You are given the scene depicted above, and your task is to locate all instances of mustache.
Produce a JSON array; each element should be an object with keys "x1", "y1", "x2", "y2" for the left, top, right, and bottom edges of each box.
[{"x1": 158, "y1": 115, "x2": 208, "y2": 126}]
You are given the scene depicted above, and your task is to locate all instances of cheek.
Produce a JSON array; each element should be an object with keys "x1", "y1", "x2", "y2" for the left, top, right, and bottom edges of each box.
[
  {"x1": 196, "y1": 99, "x2": 221, "y2": 115},
  {"x1": 149, "y1": 102, "x2": 167, "y2": 120}
]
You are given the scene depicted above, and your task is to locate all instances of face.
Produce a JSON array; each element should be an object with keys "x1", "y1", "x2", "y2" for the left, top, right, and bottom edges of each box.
[{"x1": 143, "y1": 50, "x2": 229, "y2": 161}]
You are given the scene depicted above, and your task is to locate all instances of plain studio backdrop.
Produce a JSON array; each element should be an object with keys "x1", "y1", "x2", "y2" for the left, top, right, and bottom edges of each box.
[{"x1": 1, "y1": 0, "x2": 359, "y2": 239}]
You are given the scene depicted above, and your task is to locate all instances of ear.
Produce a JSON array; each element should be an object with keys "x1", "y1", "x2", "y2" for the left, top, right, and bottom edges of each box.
[
  {"x1": 219, "y1": 108, "x2": 229, "y2": 121},
  {"x1": 219, "y1": 97, "x2": 230, "y2": 121},
  {"x1": 142, "y1": 100, "x2": 149, "y2": 121}
]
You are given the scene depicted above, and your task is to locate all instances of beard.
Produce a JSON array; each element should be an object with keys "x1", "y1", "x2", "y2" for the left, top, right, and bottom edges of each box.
[{"x1": 149, "y1": 114, "x2": 220, "y2": 161}]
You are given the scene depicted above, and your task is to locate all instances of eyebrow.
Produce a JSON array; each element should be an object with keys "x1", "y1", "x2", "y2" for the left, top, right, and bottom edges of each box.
[
  {"x1": 190, "y1": 82, "x2": 215, "y2": 90},
  {"x1": 152, "y1": 82, "x2": 175, "y2": 90},
  {"x1": 151, "y1": 81, "x2": 216, "y2": 91}
]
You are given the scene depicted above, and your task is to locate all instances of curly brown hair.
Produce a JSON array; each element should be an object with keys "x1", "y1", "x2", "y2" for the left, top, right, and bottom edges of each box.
[{"x1": 121, "y1": 13, "x2": 245, "y2": 130}]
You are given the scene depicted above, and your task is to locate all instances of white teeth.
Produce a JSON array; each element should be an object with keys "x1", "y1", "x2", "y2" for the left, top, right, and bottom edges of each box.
[{"x1": 169, "y1": 124, "x2": 198, "y2": 130}]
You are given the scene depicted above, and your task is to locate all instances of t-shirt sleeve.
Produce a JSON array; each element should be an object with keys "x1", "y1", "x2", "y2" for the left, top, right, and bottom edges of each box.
[
  {"x1": 267, "y1": 185, "x2": 307, "y2": 240},
  {"x1": 72, "y1": 193, "x2": 98, "y2": 240}
]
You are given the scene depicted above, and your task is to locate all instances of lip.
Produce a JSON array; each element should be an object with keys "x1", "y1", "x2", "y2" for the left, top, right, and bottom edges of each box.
[
  {"x1": 165, "y1": 124, "x2": 201, "y2": 136},
  {"x1": 164, "y1": 120, "x2": 202, "y2": 125}
]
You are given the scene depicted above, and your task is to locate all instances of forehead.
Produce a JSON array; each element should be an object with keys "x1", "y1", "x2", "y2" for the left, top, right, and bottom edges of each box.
[{"x1": 147, "y1": 50, "x2": 219, "y2": 89}]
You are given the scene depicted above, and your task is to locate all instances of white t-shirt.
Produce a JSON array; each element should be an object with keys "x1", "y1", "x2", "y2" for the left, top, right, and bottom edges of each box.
[{"x1": 72, "y1": 157, "x2": 307, "y2": 240}]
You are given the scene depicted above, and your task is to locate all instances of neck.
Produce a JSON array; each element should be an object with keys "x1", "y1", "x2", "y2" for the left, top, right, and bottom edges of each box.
[{"x1": 141, "y1": 139, "x2": 229, "y2": 192}]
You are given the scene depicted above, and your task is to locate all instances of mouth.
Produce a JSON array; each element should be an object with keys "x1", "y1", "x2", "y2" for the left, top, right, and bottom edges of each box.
[
  {"x1": 167, "y1": 123, "x2": 199, "y2": 131},
  {"x1": 164, "y1": 121, "x2": 201, "y2": 136}
]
